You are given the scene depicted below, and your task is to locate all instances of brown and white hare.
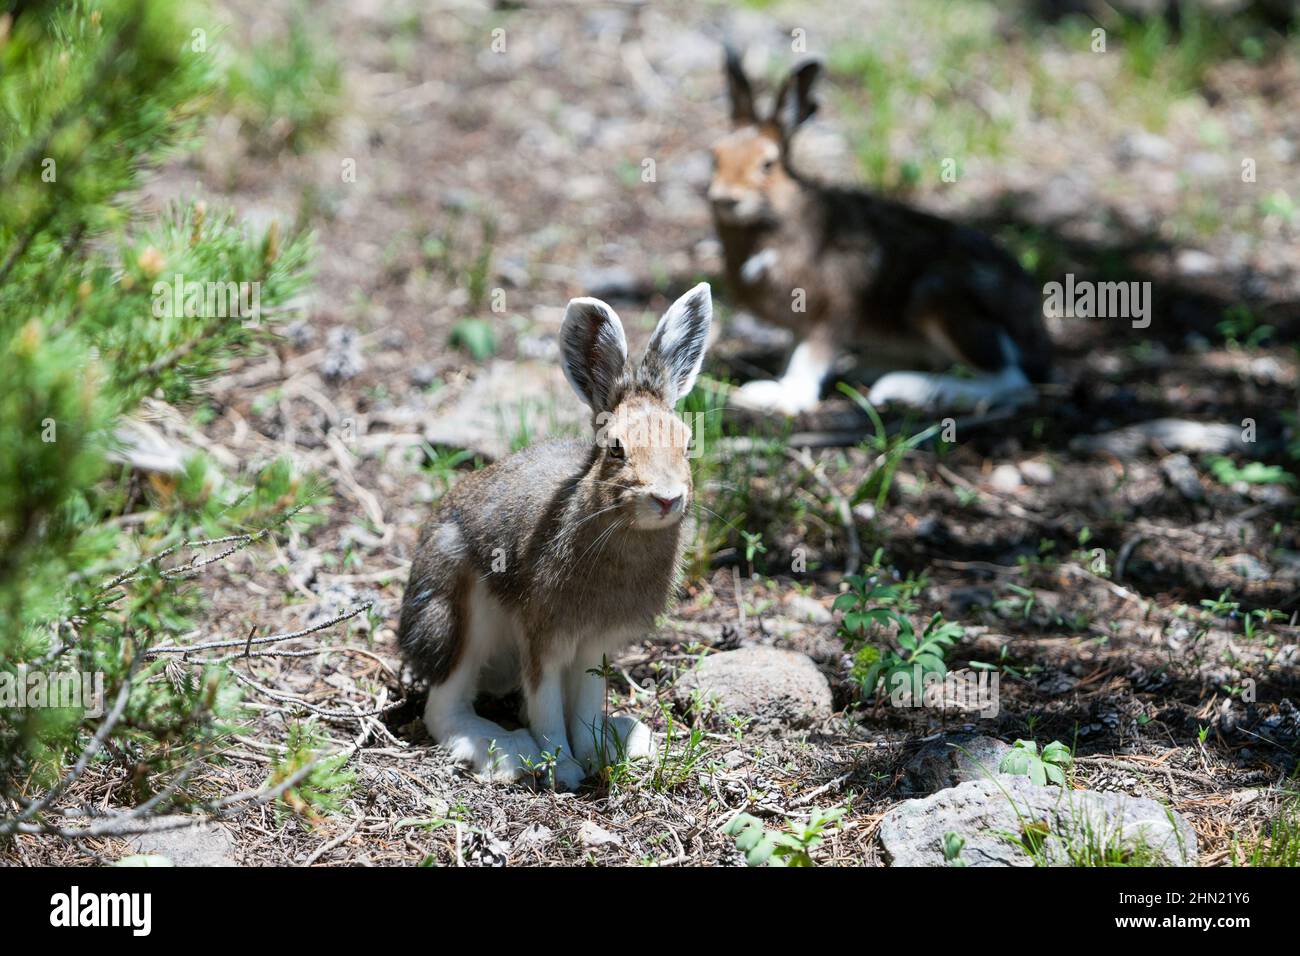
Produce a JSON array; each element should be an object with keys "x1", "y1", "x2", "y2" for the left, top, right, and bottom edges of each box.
[
  {"x1": 398, "y1": 283, "x2": 713, "y2": 791},
  {"x1": 711, "y1": 49, "x2": 1052, "y2": 415}
]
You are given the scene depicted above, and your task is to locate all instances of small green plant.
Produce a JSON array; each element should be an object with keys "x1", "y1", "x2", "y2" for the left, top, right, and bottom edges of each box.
[
  {"x1": 450, "y1": 318, "x2": 497, "y2": 361},
  {"x1": 1236, "y1": 794, "x2": 1300, "y2": 867},
  {"x1": 836, "y1": 577, "x2": 963, "y2": 701},
  {"x1": 738, "y1": 529, "x2": 767, "y2": 576},
  {"x1": 838, "y1": 383, "x2": 941, "y2": 510},
  {"x1": 942, "y1": 831, "x2": 968, "y2": 867},
  {"x1": 993, "y1": 583, "x2": 1038, "y2": 622},
  {"x1": 1200, "y1": 588, "x2": 1240, "y2": 619},
  {"x1": 222, "y1": 3, "x2": 343, "y2": 153},
  {"x1": 725, "y1": 805, "x2": 847, "y2": 867},
  {"x1": 1216, "y1": 304, "x2": 1273, "y2": 349},
  {"x1": 1207, "y1": 456, "x2": 1296, "y2": 488},
  {"x1": 649, "y1": 704, "x2": 709, "y2": 792},
  {"x1": 999, "y1": 739, "x2": 1073, "y2": 787},
  {"x1": 267, "y1": 720, "x2": 356, "y2": 824}
]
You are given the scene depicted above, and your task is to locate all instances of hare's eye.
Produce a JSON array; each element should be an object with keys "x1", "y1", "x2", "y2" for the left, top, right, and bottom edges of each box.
[
  {"x1": 607, "y1": 437, "x2": 625, "y2": 459},
  {"x1": 761, "y1": 157, "x2": 777, "y2": 174}
]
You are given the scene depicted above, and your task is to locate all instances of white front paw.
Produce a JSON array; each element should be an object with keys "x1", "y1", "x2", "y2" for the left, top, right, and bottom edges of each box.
[
  {"x1": 867, "y1": 371, "x2": 940, "y2": 409},
  {"x1": 548, "y1": 756, "x2": 587, "y2": 793},
  {"x1": 450, "y1": 729, "x2": 543, "y2": 785},
  {"x1": 731, "y1": 379, "x2": 819, "y2": 416}
]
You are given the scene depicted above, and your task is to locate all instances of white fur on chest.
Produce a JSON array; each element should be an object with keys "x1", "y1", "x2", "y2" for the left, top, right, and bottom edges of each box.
[{"x1": 470, "y1": 576, "x2": 642, "y2": 694}]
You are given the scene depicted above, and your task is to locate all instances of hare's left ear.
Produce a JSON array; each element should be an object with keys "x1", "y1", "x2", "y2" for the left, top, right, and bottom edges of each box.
[
  {"x1": 771, "y1": 57, "x2": 822, "y2": 139},
  {"x1": 561, "y1": 297, "x2": 628, "y2": 413},
  {"x1": 641, "y1": 283, "x2": 712, "y2": 405}
]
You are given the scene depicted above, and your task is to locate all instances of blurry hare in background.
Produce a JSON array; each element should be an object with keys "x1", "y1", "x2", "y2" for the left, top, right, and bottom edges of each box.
[{"x1": 711, "y1": 49, "x2": 1053, "y2": 415}]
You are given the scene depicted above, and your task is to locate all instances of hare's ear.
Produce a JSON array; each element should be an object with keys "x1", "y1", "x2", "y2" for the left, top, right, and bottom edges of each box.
[
  {"x1": 771, "y1": 57, "x2": 822, "y2": 138},
  {"x1": 561, "y1": 297, "x2": 628, "y2": 413},
  {"x1": 641, "y1": 282, "x2": 712, "y2": 406},
  {"x1": 724, "y1": 45, "x2": 757, "y2": 124}
]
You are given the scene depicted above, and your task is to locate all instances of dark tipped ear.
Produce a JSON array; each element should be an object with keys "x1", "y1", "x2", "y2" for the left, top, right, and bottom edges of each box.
[
  {"x1": 771, "y1": 57, "x2": 822, "y2": 138},
  {"x1": 641, "y1": 283, "x2": 712, "y2": 406},
  {"x1": 560, "y1": 297, "x2": 628, "y2": 413},
  {"x1": 724, "y1": 44, "x2": 756, "y2": 124}
]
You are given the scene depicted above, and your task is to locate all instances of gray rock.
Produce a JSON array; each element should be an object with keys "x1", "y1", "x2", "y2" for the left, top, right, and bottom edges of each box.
[
  {"x1": 321, "y1": 326, "x2": 365, "y2": 381},
  {"x1": 127, "y1": 816, "x2": 237, "y2": 867},
  {"x1": 408, "y1": 363, "x2": 439, "y2": 388},
  {"x1": 675, "y1": 645, "x2": 832, "y2": 729},
  {"x1": 420, "y1": 359, "x2": 586, "y2": 460},
  {"x1": 879, "y1": 776, "x2": 1197, "y2": 867},
  {"x1": 903, "y1": 735, "x2": 1014, "y2": 795}
]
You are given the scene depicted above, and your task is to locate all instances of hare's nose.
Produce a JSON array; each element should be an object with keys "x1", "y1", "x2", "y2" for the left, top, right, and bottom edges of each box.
[{"x1": 652, "y1": 494, "x2": 683, "y2": 516}]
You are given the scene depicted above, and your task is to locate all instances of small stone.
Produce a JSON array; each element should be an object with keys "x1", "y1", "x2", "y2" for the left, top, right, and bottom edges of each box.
[
  {"x1": 1017, "y1": 460, "x2": 1054, "y2": 486},
  {"x1": 1160, "y1": 453, "x2": 1203, "y2": 501},
  {"x1": 852, "y1": 502, "x2": 877, "y2": 523},
  {"x1": 1175, "y1": 249, "x2": 1218, "y2": 277},
  {"x1": 578, "y1": 266, "x2": 645, "y2": 301},
  {"x1": 517, "y1": 823, "x2": 554, "y2": 847},
  {"x1": 321, "y1": 326, "x2": 365, "y2": 381},
  {"x1": 408, "y1": 364, "x2": 439, "y2": 388},
  {"x1": 989, "y1": 464, "x2": 1022, "y2": 492},
  {"x1": 578, "y1": 821, "x2": 622, "y2": 847},
  {"x1": 1218, "y1": 552, "x2": 1271, "y2": 582},
  {"x1": 674, "y1": 645, "x2": 833, "y2": 730},
  {"x1": 127, "y1": 817, "x2": 237, "y2": 867},
  {"x1": 1116, "y1": 131, "x2": 1173, "y2": 163},
  {"x1": 903, "y1": 735, "x2": 1014, "y2": 795},
  {"x1": 785, "y1": 593, "x2": 832, "y2": 624}
]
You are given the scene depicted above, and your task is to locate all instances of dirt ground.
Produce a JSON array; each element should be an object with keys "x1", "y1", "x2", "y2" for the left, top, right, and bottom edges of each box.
[{"x1": 12, "y1": 0, "x2": 1300, "y2": 866}]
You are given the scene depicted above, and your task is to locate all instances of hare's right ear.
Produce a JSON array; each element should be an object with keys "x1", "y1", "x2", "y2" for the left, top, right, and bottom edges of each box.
[
  {"x1": 724, "y1": 45, "x2": 756, "y2": 124},
  {"x1": 560, "y1": 297, "x2": 628, "y2": 413},
  {"x1": 641, "y1": 282, "x2": 712, "y2": 406},
  {"x1": 771, "y1": 57, "x2": 822, "y2": 139}
]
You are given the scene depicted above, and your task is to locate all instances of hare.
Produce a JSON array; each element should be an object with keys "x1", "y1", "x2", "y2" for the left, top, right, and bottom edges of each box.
[
  {"x1": 711, "y1": 48, "x2": 1052, "y2": 415},
  {"x1": 398, "y1": 283, "x2": 713, "y2": 791}
]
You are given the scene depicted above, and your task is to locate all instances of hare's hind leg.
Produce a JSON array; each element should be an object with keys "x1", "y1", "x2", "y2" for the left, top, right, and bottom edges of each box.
[
  {"x1": 867, "y1": 294, "x2": 1033, "y2": 411},
  {"x1": 402, "y1": 557, "x2": 541, "y2": 783}
]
